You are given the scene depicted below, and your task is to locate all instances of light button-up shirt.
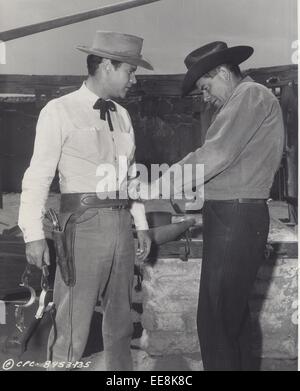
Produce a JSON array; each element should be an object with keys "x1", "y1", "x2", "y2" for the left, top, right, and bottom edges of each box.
[{"x1": 19, "y1": 82, "x2": 148, "y2": 242}]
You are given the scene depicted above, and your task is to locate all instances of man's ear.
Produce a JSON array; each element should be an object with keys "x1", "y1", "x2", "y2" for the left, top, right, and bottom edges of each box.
[
  {"x1": 218, "y1": 66, "x2": 230, "y2": 81},
  {"x1": 102, "y1": 58, "x2": 112, "y2": 72}
]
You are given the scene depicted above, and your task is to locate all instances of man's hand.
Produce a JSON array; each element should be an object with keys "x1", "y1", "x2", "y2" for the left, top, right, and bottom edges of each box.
[
  {"x1": 136, "y1": 230, "x2": 152, "y2": 262},
  {"x1": 127, "y1": 178, "x2": 141, "y2": 200},
  {"x1": 139, "y1": 181, "x2": 160, "y2": 200},
  {"x1": 25, "y1": 239, "x2": 50, "y2": 269}
]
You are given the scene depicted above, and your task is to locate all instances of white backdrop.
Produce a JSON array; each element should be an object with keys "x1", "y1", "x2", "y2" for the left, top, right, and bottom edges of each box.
[{"x1": 0, "y1": 0, "x2": 298, "y2": 75}]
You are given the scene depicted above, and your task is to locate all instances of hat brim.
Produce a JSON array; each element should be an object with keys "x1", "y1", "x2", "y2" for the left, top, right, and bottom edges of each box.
[
  {"x1": 77, "y1": 45, "x2": 153, "y2": 70},
  {"x1": 182, "y1": 46, "x2": 253, "y2": 96}
]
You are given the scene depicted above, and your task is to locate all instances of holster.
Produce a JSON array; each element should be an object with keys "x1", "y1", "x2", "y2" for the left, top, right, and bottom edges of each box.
[
  {"x1": 52, "y1": 212, "x2": 77, "y2": 287},
  {"x1": 49, "y1": 193, "x2": 129, "y2": 287}
]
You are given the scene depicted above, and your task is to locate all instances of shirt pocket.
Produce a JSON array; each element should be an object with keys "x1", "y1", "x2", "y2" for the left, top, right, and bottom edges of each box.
[{"x1": 64, "y1": 127, "x2": 114, "y2": 163}]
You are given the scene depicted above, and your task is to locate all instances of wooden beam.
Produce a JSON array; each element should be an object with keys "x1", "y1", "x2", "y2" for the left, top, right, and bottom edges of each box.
[
  {"x1": 0, "y1": 0, "x2": 162, "y2": 42},
  {"x1": 152, "y1": 239, "x2": 298, "y2": 259}
]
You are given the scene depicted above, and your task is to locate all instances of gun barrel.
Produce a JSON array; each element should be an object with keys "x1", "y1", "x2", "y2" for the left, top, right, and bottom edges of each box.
[{"x1": 149, "y1": 219, "x2": 196, "y2": 246}]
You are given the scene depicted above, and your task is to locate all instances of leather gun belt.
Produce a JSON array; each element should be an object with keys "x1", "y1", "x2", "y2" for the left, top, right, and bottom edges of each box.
[
  {"x1": 60, "y1": 192, "x2": 129, "y2": 214},
  {"x1": 52, "y1": 193, "x2": 129, "y2": 287}
]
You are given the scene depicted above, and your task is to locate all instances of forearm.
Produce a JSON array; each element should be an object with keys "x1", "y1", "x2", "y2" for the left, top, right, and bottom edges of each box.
[
  {"x1": 130, "y1": 201, "x2": 149, "y2": 231},
  {"x1": 18, "y1": 169, "x2": 54, "y2": 242}
]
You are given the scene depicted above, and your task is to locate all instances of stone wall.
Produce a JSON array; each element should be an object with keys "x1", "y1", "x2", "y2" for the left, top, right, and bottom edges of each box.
[
  {"x1": 141, "y1": 258, "x2": 201, "y2": 355},
  {"x1": 251, "y1": 256, "x2": 298, "y2": 358},
  {"x1": 140, "y1": 255, "x2": 298, "y2": 360}
]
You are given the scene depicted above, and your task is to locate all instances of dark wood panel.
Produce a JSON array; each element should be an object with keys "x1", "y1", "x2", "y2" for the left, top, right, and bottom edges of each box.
[
  {"x1": 0, "y1": 65, "x2": 297, "y2": 97},
  {"x1": 0, "y1": 65, "x2": 297, "y2": 198}
]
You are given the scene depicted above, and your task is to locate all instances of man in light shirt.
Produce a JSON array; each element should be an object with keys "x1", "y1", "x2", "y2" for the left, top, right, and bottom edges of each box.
[
  {"x1": 141, "y1": 42, "x2": 284, "y2": 371},
  {"x1": 18, "y1": 31, "x2": 152, "y2": 370}
]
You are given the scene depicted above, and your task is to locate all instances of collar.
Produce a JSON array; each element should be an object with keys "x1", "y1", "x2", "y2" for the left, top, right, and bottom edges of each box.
[
  {"x1": 236, "y1": 75, "x2": 254, "y2": 86},
  {"x1": 78, "y1": 81, "x2": 103, "y2": 106},
  {"x1": 231, "y1": 75, "x2": 254, "y2": 95},
  {"x1": 218, "y1": 75, "x2": 255, "y2": 111}
]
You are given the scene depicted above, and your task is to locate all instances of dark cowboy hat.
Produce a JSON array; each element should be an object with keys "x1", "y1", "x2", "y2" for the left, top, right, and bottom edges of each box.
[
  {"x1": 182, "y1": 41, "x2": 254, "y2": 96},
  {"x1": 77, "y1": 30, "x2": 153, "y2": 70}
]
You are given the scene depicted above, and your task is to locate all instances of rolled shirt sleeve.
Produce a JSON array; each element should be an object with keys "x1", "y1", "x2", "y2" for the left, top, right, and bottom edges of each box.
[
  {"x1": 125, "y1": 116, "x2": 149, "y2": 231},
  {"x1": 128, "y1": 158, "x2": 149, "y2": 231},
  {"x1": 130, "y1": 200, "x2": 149, "y2": 231}
]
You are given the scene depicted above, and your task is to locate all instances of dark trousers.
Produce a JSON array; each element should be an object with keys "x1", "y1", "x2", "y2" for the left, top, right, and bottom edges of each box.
[{"x1": 197, "y1": 200, "x2": 269, "y2": 371}]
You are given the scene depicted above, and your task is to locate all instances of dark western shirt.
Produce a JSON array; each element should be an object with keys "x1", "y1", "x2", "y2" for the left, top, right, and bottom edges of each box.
[{"x1": 165, "y1": 76, "x2": 284, "y2": 200}]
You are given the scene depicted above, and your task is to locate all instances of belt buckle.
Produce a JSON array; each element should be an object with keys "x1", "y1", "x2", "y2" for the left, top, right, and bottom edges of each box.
[{"x1": 81, "y1": 195, "x2": 98, "y2": 206}]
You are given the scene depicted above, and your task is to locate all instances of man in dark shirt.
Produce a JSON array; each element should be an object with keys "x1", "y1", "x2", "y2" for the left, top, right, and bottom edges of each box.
[{"x1": 143, "y1": 41, "x2": 284, "y2": 370}]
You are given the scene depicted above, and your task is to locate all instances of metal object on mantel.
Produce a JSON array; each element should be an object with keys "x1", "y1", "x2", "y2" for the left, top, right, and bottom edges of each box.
[{"x1": 2, "y1": 263, "x2": 55, "y2": 357}]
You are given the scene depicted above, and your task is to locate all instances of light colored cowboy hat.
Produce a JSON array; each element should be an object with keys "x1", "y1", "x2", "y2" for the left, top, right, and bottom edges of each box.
[
  {"x1": 182, "y1": 41, "x2": 254, "y2": 96},
  {"x1": 77, "y1": 30, "x2": 153, "y2": 70}
]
